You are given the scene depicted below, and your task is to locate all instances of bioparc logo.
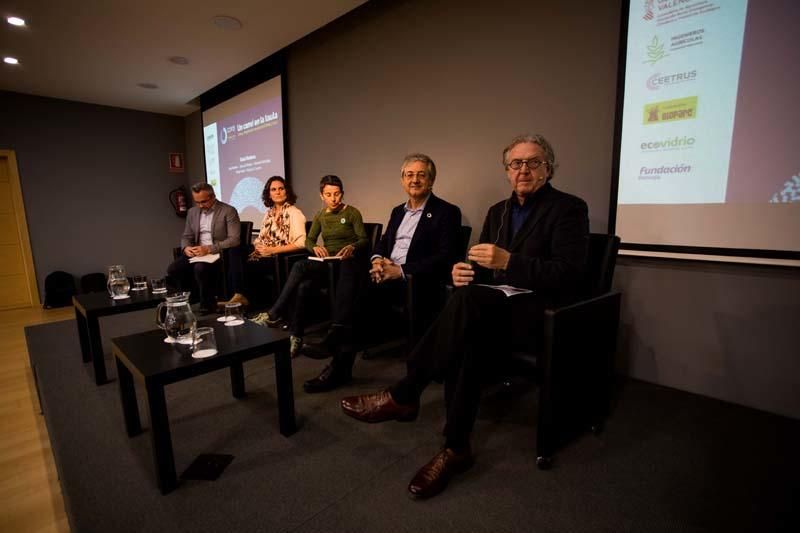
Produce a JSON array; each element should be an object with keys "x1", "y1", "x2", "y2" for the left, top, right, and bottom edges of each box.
[
  {"x1": 643, "y1": 0, "x2": 655, "y2": 21},
  {"x1": 640, "y1": 136, "x2": 696, "y2": 152},
  {"x1": 647, "y1": 69, "x2": 697, "y2": 90},
  {"x1": 643, "y1": 96, "x2": 697, "y2": 125}
]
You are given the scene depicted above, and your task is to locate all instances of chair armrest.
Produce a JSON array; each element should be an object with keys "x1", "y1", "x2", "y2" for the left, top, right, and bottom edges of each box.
[{"x1": 536, "y1": 291, "x2": 622, "y2": 457}]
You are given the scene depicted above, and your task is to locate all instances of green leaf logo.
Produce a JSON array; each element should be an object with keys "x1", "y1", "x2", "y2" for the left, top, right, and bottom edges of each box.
[{"x1": 644, "y1": 35, "x2": 668, "y2": 65}]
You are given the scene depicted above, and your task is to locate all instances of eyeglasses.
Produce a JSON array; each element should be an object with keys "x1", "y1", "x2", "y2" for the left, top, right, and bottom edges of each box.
[
  {"x1": 507, "y1": 159, "x2": 546, "y2": 171},
  {"x1": 403, "y1": 171, "x2": 428, "y2": 179},
  {"x1": 194, "y1": 195, "x2": 214, "y2": 206}
]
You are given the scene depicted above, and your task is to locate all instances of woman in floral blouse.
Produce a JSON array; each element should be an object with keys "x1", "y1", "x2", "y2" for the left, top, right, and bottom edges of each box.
[{"x1": 222, "y1": 176, "x2": 306, "y2": 309}]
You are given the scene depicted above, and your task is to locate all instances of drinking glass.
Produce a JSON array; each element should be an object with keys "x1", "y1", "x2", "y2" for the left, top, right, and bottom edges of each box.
[
  {"x1": 224, "y1": 302, "x2": 244, "y2": 326},
  {"x1": 131, "y1": 274, "x2": 148, "y2": 292},
  {"x1": 107, "y1": 265, "x2": 127, "y2": 297},
  {"x1": 192, "y1": 327, "x2": 218, "y2": 359},
  {"x1": 109, "y1": 276, "x2": 130, "y2": 299},
  {"x1": 150, "y1": 277, "x2": 167, "y2": 294}
]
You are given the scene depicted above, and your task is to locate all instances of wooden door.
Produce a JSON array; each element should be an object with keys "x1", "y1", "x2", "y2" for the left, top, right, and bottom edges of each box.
[{"x1": 0, "y1": 150, "x2": 39, "y2": 309}]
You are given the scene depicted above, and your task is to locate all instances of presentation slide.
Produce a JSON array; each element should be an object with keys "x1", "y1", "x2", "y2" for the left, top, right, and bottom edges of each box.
[
  {"x1": 615, "y1": 0, "x2": 800, "y2": 255},
  {"x1": 202, "y1": 76, "x2": 285, "y2": 225}
]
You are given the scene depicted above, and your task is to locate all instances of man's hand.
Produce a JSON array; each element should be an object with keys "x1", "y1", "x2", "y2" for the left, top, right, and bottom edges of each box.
[
  {"x1": 196, "y1": 245, "x2": 212, "y2": 257},
  {"x1": 370, "y1": 258, "x2": 384, "y2": 283},
  {"x1": 467, "y1": 243, "x2": 511, "y2": 270},
  {"x1": 370, "y1": 257, "x2": 402, "y2": 283},
  {"x1": 336, "y1": 244, "x2": 355, "y2": 259},
  {"x1": 313, "y1": 245, "x2": 329, "y2": 258},
  {"x1": 183, "y1": 246, "x2": 197, "y2": 257},
  {"x1": 451, "y1": 262, "x2": 474, "y2": 287}
]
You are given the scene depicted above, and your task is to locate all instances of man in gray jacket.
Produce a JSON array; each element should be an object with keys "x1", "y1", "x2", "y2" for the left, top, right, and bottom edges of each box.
[{"x1": 167, "y1": 183, "x2": 244, "y2": 313}]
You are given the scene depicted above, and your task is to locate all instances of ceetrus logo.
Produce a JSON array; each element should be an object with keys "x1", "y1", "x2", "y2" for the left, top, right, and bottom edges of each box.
[
  {"x1": 640, "y1": 136, "x2": 696, "y2": 151},
  {"x1": 643, "y1": 96, "x2": 697, "y2": 125},
  {"x1": 643, "y1": 0, "x2": 655, "y2": 20},
  {"x1": 647, "y1": 70, "x2": 697, "y2": 90},
  {"x1": 644, "y1": 36, "x2": 669, "y2": 65}
]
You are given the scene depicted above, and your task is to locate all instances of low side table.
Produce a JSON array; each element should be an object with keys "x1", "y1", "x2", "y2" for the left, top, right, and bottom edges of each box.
[
  {"x1": 72, "y1": 291, "x2": 165, "y2": 384},
  {"x1": 112, "y1": 319, "x2": 295, "y2": 494}
]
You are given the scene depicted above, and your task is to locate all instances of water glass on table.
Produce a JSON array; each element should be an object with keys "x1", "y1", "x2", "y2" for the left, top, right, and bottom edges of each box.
[
  {"x1": 223, "y1": 302, "x2": 244, "y2": 326},
  {"x1": 131, "y1": 274, "x2": 148, "y2": 292},
  {"x1": 151, "y1": 277, "x2": 167, "y2": 294},
  {"x1": 191, "y1": 327, "x2": 218, "y2": 359}
]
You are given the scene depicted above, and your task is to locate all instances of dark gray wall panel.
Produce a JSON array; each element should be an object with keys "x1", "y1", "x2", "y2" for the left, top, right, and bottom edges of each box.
[{"x1": 0, "y1": 91, "x2": 188, "y2": 295}]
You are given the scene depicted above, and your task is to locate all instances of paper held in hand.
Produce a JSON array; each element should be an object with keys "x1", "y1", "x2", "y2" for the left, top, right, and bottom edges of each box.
[
  {"x1": 189, "y1": 253, "x2": 220, "y2": 264},
  {"x1": 473, "y1": 284, "x2": 533, "y2": 297},
  {"x1": 308, "y1": 255, "x2": 344, "y2": 262}
]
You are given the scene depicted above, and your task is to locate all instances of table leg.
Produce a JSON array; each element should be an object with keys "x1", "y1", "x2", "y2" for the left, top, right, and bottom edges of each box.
[
  {"x1": 75, "y1": 307, "x2": 91, "y2": 363},
  {"x1": 116, "y1": 357, "x2": 141, "y2": 436},
  {"x1": 146, "y1": 382, "x2": 177, "y2": 494},
  {"x1": 86, "y1": 315, "x2": 108, "y2": 385},
  {"x1": 273, "y1": 344, "x2": 296, "y2": 436},
  {"x1": 230, "y1": 362, "x2": 246, "y2": 398}
]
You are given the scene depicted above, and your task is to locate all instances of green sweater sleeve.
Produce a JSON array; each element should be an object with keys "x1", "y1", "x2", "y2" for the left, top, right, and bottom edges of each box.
[{"x1": 305, "y1": 211, "x2": 323, "y2": 251}]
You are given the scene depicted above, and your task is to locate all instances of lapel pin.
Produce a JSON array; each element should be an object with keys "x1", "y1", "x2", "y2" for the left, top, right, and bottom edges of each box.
[
  {"x1": 340, "y1": 217, "x2": 346, "y2": 224},
  {"x1": 426, "y1": 213, "x2": 432, "y2": 218}
]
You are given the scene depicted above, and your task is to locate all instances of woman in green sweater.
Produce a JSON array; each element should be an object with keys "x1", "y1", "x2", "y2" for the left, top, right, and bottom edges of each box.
[{"x1": 253, "y1": 175, "x2": 368, "y2": 359}]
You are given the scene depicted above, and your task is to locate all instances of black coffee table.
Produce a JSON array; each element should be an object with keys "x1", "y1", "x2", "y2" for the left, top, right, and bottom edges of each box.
[
  {"x1": 112, "y1": 319, "x2": 295, "y2": 494},
  {"x1": 73, "y1": 290, "x2": 166, "y2": 384}
]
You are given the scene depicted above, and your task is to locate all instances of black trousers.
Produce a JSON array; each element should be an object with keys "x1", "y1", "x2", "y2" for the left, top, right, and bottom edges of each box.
[
  {"x1": 166, "y1": 247, "x2": 244, "y2": 307},
  {"x1": 390, "y1": 284, "x2": 545, "y2": 447},
  {"x1": 270, "y1": 257, "x2": 366, "y2": 337}
]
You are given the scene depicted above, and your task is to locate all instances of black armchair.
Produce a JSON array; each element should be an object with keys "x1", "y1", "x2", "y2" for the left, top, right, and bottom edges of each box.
[
  {"x1": 449, "y1": 233, "x2": 621, "y2": 469},
  {"x1": 170, "y1": 221, "x2": 253, "y2": 301},
  {"x1": 363, "y1": 225, "x2": 473, "y2": 357}
]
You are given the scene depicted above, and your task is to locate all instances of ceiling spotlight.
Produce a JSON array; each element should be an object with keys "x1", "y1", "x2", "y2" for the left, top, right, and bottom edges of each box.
[
  {"x1": 7, "y1": 16, "x2": 25, "y2": 26},
  {"x1": 168, "y1": 56, "x2": 190, "y2": 65},
  {"x1": 212, "y1": 15, "x2": 242, "y2": 30},
  {"x1": 4, "y1": 57, "x2": 19, "y2": 65},
  {"x1": 137, "y1": 82, "x2": 159, "y2": 89}
]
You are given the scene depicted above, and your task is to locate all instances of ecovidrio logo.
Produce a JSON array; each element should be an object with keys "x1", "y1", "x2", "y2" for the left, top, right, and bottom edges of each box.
[{"x1": 640, "y1": 136, "x2": 696, "y2": 152}]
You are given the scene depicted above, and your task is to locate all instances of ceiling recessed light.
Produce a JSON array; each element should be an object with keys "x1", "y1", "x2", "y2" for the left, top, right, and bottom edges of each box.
[
  {"x1": 212, "y1": 15, "x2": 242, "y2": 30},
  {"x1": 168, "y1": 56, "x2": 190, "y2": 65},
  {"x1": 137, "y1": 82, "x2": 158, "y2": 89},
  {"x1": 7, "y1": 16, "x2": 25, "y2": 27},
  {"x1": 4, "y1": 57, "x2": 19, "y2": 65}
]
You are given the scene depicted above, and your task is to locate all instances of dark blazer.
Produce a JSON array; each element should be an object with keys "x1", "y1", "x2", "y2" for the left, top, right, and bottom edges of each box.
[
  {"x1": 374, "y1": 193, "x2": 462, "y2": 282},
  {"x1": 476, "y1": 183, "x2": 589, "y2": 307},
  {"x1": 180, "y1": 200, "x2": 241, "y2": 255}
]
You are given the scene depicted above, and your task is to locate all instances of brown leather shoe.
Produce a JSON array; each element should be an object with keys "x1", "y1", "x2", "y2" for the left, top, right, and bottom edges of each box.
[
  {"x1": 217, "y1": 293, "x2": 250, "y2": 308},
  {"x1": 340, "y1": 390, "x2": 419, "y2": 423},
  {"x1": 408, "y1": 447, "x2": 474, "y2": 499}
]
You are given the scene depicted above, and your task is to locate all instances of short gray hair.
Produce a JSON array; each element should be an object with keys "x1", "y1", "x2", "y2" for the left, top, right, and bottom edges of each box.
[
  {"x1": 401, "y1": 153, "x2": 437, "y2": 183},
  {"x1": 502, "y1": 134, "x2": 558, "y2": 179},
  {"x1": 191, "y1": 182, "x2": 215, "y2": 195}
]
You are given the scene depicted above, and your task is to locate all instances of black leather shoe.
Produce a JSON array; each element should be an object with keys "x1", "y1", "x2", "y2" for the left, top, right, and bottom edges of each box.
[
  {"x1": 407, "y1": 447, "x2": 474, "y2": 500},
  {"x1": 340, "y1": 390, "x2": 419, "y2": 423},
  {"x1": 303, "y1": 364, "x2": 351, "y2": 393}
]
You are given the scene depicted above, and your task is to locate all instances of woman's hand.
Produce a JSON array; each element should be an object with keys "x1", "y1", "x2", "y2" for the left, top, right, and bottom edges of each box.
[
  {"x1": 313, "y1": 245, "x2": 329, "y2": 258},
  {"x1": 255, "y1": 243, "x2": 272, "y2": 257},
  {"x1": 451, "y1": 262, "x2": 474, "y2": 287},
  {"x1": 336, "y1": 244, "x2": 355, "y2": 258}
]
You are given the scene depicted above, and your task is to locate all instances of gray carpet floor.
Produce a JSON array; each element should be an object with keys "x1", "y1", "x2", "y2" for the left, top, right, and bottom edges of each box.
[{"x1": 27, "y1": 310, "x2": 800, "y2": 533}]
